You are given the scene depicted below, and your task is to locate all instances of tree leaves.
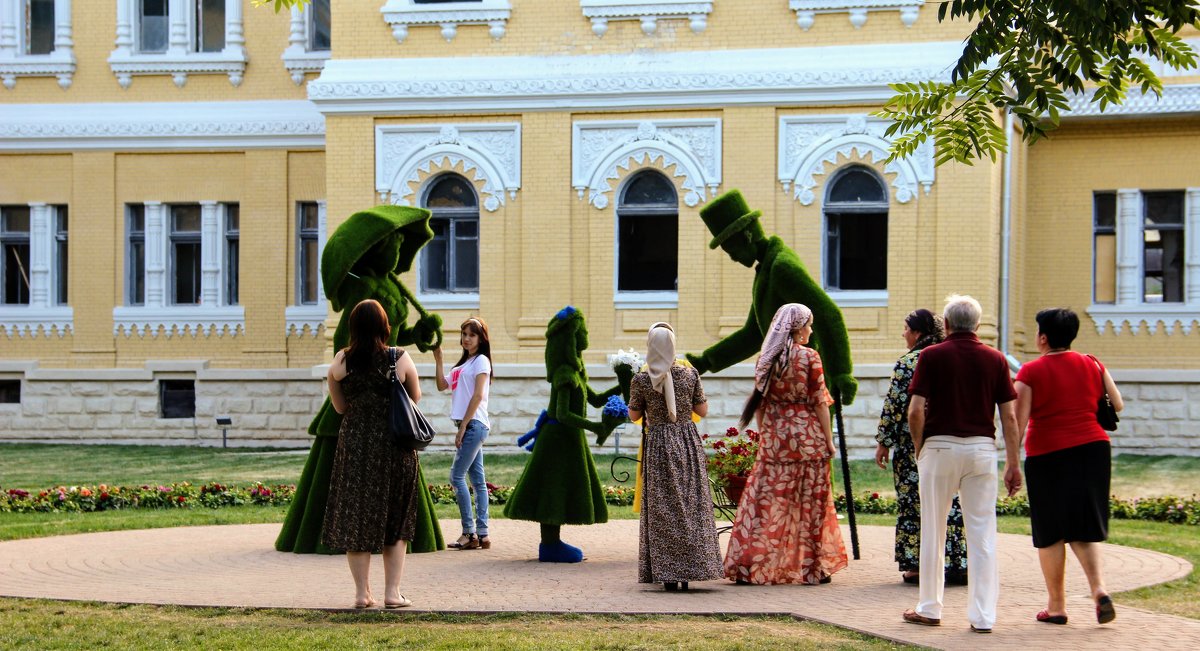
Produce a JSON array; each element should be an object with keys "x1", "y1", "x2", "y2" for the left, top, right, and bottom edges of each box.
[
  {"x1": 879, "y1": 0, "x2": 1200, "y2": 165},
  {"x1": 251, "y1": 0, "x2": 307, "y2": 12}
]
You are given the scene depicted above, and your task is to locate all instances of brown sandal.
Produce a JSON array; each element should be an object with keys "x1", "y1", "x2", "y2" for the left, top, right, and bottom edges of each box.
[
  {"x1": 478, "y1": 535, "x2": 491, "y2": 549},
  {"x1": 460, "y1": 533, "x2": 481, "y2": 550}
]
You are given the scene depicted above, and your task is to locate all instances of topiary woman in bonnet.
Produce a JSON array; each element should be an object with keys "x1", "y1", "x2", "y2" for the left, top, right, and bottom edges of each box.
[{"x1": 276, "y1": 205, "x2": 445, "y2": 555}]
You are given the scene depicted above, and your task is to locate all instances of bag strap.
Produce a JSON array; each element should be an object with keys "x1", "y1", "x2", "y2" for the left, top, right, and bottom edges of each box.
[
  {"x1": 1085, "y1": 354, "x2": 1106, "y2": 395},
  {"x1": 388, "y1": 347, "x2": 402, "y2": 382}
]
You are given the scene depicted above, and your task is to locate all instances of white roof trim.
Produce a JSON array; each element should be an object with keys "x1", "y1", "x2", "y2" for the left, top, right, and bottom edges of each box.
[
  {"x1": 1065, "y1": 83, "x2": 1200, "y2": 119},
  {"x1": 308, "y1": 41, "x2": 963, "y2": 114},
  {"x1": 0, "y1": 100, "x2": 325, "y2": 151}
]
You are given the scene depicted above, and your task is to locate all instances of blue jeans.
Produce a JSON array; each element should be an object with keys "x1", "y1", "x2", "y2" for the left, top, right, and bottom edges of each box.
[{"x1": 450, "y1": 419, "x2": 489, "y2": 536}]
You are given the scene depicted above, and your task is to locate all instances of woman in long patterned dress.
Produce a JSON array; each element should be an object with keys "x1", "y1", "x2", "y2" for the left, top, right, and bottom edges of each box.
[
  {"x1": 627, "y1": 323, "x2": 724, "y2": 591},
  {"x1": 322, "y1": 299, "x2": 421, "y2": 609},
  {"x1": 724, "y1": 303, "x2": 848, "y2": 585},
  {"x1": 875, "y1": 309, "x2": 968, "y2": 586}
]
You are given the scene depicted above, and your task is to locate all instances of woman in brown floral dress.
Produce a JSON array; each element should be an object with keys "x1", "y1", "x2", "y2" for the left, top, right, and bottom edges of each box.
[
  {"x1": 627, "y1": 322, "x2": 724, "y2": 591},
  {"x1": 322, "y1": 299, "x2": 421, "y2": 609}
]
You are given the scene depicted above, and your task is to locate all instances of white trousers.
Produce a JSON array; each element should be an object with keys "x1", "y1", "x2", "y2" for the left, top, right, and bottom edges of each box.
[{"x1": 915, "y1": 435, "x2": 999, "y2": 629}]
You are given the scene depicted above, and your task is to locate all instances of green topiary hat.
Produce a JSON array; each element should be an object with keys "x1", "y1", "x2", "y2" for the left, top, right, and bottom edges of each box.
[
  {"x1": 321, "y1": 205, "x2": 433, "y2": 310},
  {"x1": 699, "y1": 189, "x2": 764, "y2": 249}
]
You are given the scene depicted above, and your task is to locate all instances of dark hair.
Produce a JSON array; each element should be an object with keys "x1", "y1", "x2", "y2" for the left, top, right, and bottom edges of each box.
[
  {"x1": 455, "y1": 316, "x2": 493, "y2": 384},
  {"x1": 343, "y1": 299, "x2": 391, "y2": 374},
  {"x1": 1035, "y1": 308, "x2": 1080, "y2": 350},
  {"x1": 738, "y1": 386, "x2": 765, "y2": 430},
  {"x1": 905, "y1": 309, "x2": 940, "y2": 338}
]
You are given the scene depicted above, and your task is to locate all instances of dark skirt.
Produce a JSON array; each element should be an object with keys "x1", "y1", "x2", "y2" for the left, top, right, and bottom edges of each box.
[{"x1": 1025, "y1": 440, "x2": 1111, "y2": 548}]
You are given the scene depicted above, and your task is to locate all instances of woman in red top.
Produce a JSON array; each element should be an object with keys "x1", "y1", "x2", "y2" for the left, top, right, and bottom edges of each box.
[{"x1": 1015, "y1": 308, "x2": 1124, "y2": 627}]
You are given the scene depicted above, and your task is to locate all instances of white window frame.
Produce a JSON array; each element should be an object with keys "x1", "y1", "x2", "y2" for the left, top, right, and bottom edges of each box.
[
  {"x1": 114, "y1": 200, "x2": 245, "y2": 337},
  {"x1": 108, "y1": 0, "x2": 246, "y2": 89},
  {"x1": 381, "y1": 0, "x2": 511, "y2": 44},
  {"x1": 1087, "y1": 187, "x2": 1200, "y2": 335},
  {"x1": 580, "y1": 0, "x2": 712, "y2": 38},
  {"x1": 281, "y1": 0, "x2": 329, "y2": 85},
  {"x1": 0, "y1": 202, "x2": 73, "y2": 336},
  {"x1": 613, "y1": 169, "x2": 679, "y2": 310},
  {"x1": 788, "y1": 0, "x2": 922, "y2": 31},
  {"x1": 416, "y1": 173, "x2": 481, "y2": 310},
  {"x1": 821, "y1": 165, "x2": 889, "y2": 308},
  {"x1": 285, "y1": 199, "x2": 328, "y2": 336},
  {"x1": 0, "y1": 0, "x2": 74, "y2": 89}
]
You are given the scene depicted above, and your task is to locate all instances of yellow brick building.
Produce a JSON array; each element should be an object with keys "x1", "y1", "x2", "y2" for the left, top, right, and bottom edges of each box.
[{"x1": 1, "y1": 1, "x2": 1197, "y2": 454}]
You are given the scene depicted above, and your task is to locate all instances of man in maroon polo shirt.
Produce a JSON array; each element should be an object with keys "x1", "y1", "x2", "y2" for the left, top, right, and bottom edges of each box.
[{"x1": 901, "y1": 294, "x2": 1021, "y2": 634}]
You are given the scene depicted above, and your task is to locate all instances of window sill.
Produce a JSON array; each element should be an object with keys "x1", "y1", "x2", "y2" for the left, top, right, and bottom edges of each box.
[
  {"x1": 580, "y1": 0, "x2": 713, "y2": 37},
  {"x1": 285, "y1": 304, "x2": 328, "y2": 336},
  {"x1": 0, "y1": 52, "x2": 76, "y2": 89},
  {"x1": 788, "y1": 0, "x2": 922, "y2": 30},
  {"x1": 415, "y1": 292, "x2": 480, "y2": 310},
  {"x1": 614, "y1": 291, "x2": 678, "y2": 310},
  {"x1": 826, "y1": 289, "x2": 888, "y2": 308},
  {"x1": 281, "y1": 47, "x2": 330, "y2": 85},
  {"x1": 0, "y1": 306, "x2": 73, "y2": 337},
  {"x1": 381, "y1": 0, "x2": 512, "y2": 43},
  {"x1": 107, "y1": 51, "x2": 249, "y2": 89},
  {"x1": 113, "y1": 306, "x2": 245, "y2": 337},
  {"x1": 1087, "y1": 304, "x2": 1200, "y2": 335}
]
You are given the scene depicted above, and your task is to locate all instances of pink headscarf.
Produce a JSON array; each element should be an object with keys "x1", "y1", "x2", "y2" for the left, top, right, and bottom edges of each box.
[{"x1": 754, "y1": 303, "x2": 813, "y2": 393}]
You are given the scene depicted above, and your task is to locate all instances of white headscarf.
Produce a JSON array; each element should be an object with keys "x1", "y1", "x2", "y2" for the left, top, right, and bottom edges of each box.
[
  {"x1": 754, "y1": 304, "x2": 813, "y2": 393},
  {"x1": 646, "y1": 322, "x2": 678, "y2": 423}
]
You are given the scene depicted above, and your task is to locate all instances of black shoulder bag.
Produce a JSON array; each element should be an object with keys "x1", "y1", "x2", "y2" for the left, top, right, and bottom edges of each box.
[
  {"x1": 1087, "y1": 354, "x2": 1119, "y2": 432},
  {"x1": 387, "y1": 347, "x2": 436, "y2": 450}
]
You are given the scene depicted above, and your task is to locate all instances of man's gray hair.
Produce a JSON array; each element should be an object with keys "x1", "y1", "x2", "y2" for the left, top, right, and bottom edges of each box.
[{"x1": 943, "y1": 294, "x2": 982, "y2": 332}]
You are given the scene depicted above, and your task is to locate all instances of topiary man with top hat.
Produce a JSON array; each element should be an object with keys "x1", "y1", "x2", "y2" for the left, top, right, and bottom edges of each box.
[
  {"x1": 687, "y1": 189, "x2": 858, "y2": 405},
  {"x1": 276, "y1": 205, "x2": 446, "y2": 555}
]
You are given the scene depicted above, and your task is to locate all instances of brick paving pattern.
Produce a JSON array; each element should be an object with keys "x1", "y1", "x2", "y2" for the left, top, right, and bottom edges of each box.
[{"x1": 0, "y1": 521, "x2": 1195, "y2": 650}]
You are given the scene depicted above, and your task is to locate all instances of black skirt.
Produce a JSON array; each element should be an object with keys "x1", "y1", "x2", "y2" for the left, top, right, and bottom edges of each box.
[{"x1": 1025, "y1": 440, "x2": 1111, "y2": 548}]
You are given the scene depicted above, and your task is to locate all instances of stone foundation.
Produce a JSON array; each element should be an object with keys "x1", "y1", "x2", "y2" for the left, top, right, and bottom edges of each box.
[{"x1": 0, "y1": 363, "x2": 1196, "y2": 457}]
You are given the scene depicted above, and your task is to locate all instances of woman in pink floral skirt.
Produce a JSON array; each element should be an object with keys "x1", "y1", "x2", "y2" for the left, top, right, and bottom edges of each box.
[{"x1": 723, "y1": 303, "x2": 848, "y2": 585}]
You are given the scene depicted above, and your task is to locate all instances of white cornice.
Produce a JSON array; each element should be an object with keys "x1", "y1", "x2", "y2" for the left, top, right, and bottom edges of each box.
[
  {"x1": 0, "y1": 100, "x2": 324, "y2": 151},
  {"x1": 112, "y1": 306, "x2": 246, "y2": 337},
  {"x1": 1087, "y1": 304, "x2": 1199, "y2": 335},
  {"x1": 381, "y1": 0, "x2": 512, "y2": 43},
  {"x1": 308, "y1": 41, "x2": 962, "y2": 114},
  {"x1": 0, "y1": 307, "x2": 73, "y2": 337},
  {"x1": 581, "y1": 1, "x2": 713, "y2": 37},
  {"x1": 1065, "y1": 83, "x2": 1200, "y2": 119}
]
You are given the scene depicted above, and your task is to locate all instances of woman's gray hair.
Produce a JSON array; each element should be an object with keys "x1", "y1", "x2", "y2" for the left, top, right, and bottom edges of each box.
[{"x1": 942, "y1": 294, "x2": 982, "y2": 332}]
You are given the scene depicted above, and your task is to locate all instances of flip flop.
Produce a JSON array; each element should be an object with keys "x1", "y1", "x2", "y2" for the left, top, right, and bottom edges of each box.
[
  {"x1": 1096, "y1": 595, "x2": 1116, "y2": 624},
  {"x1": 1036, "y1": 610, "x2": 1068, "y2": 625}
]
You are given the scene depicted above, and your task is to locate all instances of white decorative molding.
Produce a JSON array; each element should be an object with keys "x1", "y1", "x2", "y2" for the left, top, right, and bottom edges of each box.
[
  {"x1": 572, "y1": 119, "x2": 721, "y2": 210},
  {"x1": 112, "y1": 306, "x2": 246, "y2": 336},
  {"x1": 1065, "y1": 83, "x2": 1200, "y2": 118},
  {"x1": 375, "y1": 123, "x2": 521, "y2": 212},
  {"x1": 827, "y1": 289, "x2": 888, "y2": 308},
  {"x1": 281, "y1": 5, "x2": 330, "y2": 85},
  {"x1": 0, "y1": 307, "x2": 72, "y2": 337},
  {"x1": 0, "y1": 100, "x2": 324, "y2": 151},
  {"x1": 308, "y1": 41, "x2": 964, "y2": 114},
  {"x1": 414, "y1": 291, "x2": 481, "y2": 311},
  {"x1": 581, "y1": 0, "x2": 712, "y2": 37},
  {"x1": 0, "y1": 0, "x2": 74, "y2": 89},
  {"x1": 285, "y1": 304, "x2": 328, "y2": 336},
  {"x1": 789, "y1": 0, "x2": 921, "y2": 30},
  {"x1": 778, "y1": 114, "x2": 934, "y2": 205},
  {"x1": 108, "y1": 0, "x2": 246, "y2": 88},
  {"x1": 1086, "y1": 305, "x2": 1200, "y2": 336},
  {"x1": 381, "y1": 0, "x2": 511, "y2": 43},
  {"x1": 613, "y1": 291, "x2": 678, "y2": 310}
]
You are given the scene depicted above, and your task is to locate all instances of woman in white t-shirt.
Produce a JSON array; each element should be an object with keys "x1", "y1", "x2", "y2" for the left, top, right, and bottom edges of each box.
[{"x1": 433, "y1": 316, "x2": 494, "y2": 550}]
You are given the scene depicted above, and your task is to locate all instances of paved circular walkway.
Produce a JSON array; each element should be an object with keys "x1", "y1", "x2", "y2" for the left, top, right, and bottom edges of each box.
[{"x1": 0, "y1": 520, "x2": 1195, "y2": 650}]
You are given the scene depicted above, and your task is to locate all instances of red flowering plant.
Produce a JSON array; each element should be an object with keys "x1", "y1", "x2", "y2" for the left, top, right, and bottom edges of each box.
[{"x1": 704, "y1": 426, "x2": 760, "y2": 489}]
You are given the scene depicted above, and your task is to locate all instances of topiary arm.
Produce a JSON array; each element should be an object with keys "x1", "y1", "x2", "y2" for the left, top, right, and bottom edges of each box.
[
  {"x1": 686, "y1": 309, "x2": 762, "y2": 375},
  {"x1": 553, "y1": 382, "x2": 604, "y2": 435},
  {"x1": 392, "y1": 273, "x2": 443, "y2": 352},
  {"x1": 773, "y1": 259, "x2": 857, "y2": 405},
  {"x1": 586, "y1": 383, "x2": 622, "y2": 408}
]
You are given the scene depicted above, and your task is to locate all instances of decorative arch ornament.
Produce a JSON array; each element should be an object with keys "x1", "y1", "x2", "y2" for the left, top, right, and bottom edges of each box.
[
  {"x1": 572, "y1": 119, "x2": 721, "y2": 210},
  {"x1": 778, "y1": 114, "x2": 934, "y2": 205},
  {"x1": 375, "y1": 123, "x2": 521, "y2": 213}
]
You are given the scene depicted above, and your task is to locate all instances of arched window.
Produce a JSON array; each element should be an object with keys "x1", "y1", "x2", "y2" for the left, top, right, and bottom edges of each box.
[
  {"x1": 616, "y1": 170, "x2": 678, "y2": 294},
  {"x1": 824, "y1": 166, "x2": 888, "y2": 291},
  {"x1": 420, "y1": 174, "x2": 479, "y2": 293}
]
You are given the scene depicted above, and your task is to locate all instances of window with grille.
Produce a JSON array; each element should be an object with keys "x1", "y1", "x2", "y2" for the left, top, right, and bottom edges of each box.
[
  {"x1": 616, "y1": 170, "x2": 678, "y2": 293},
  {"x1": 824, "y1": 166, "x2": 888, "y2": 291},
  {"x1": 421, "y1": 174, "x2": 480, "y2": 293}
]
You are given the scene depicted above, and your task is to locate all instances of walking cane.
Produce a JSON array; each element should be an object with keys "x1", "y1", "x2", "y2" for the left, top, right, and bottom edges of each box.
[{"x1": 832, "y1": 388, "x2": 860, "y2": 560}]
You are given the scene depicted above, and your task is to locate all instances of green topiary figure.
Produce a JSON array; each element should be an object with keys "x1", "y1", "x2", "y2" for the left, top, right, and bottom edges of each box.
[
  {"x1": 686, "y1": 190, "x2": 858, "y2": 405},
  {"x1": 504, "y1": 306, "x2": 632, "y2": 563},
  {"x1": 276, "y1": 205, "x2": 445, "y2": 555}
]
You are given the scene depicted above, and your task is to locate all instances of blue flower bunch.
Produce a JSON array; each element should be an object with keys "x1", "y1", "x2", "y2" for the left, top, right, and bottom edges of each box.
[{"x1": 602, "y1": 395, "x2": 629, "y2": 420}]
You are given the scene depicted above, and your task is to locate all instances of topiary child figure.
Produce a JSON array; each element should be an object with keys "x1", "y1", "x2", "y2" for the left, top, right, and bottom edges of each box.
[
  {"x1": 686, "y1": 190, "x2": 858, "y2": 406},
  {"x1": 504, "y1": 306, "x2": 633, "y2": 563},
  {"x1": 276, "y1": 205, "x2": 446, "y2": 555}
]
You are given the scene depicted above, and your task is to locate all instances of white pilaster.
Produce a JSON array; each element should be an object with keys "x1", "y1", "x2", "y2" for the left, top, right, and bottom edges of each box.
[
  {"x1": 1187, "y1": 188, "x2": 1200, "y2": 303},
  {"x1": 1116, "y1": 189, "x2": 1142, "y2": 306},
  {"x1": 223, "y1": 0, "x2": 245, "y2": 86},
  {"x1": 144, "y1": 202, "x2": 167, "y2": 308},
  {"x1": 0, "y1": 0, "x2": 17, "y2": 57},
  {"x1": 113, "y1": 0, "x2": 132, "y2": 55},
  {"x1": 200, "y1": 201, "x2": 220, "y2": 307},
  {"x1": 28, "y1": 203, "x2": 52, "y2": 309}
]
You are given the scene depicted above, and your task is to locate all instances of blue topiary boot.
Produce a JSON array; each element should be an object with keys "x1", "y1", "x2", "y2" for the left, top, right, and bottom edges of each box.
[{"x1": 538, "y1": 541, "x2": 584, "y2": 563}]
